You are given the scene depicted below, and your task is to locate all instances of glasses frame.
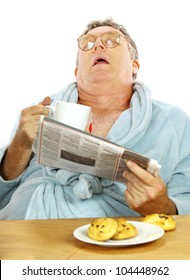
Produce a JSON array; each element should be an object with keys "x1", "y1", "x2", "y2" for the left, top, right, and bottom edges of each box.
[{"x1": 77, "y1": 31, "x2": 125, "y2": 51}]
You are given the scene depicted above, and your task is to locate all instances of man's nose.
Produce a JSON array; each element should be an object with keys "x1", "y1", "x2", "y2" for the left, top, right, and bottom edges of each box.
[{"x1": 93, "y1": 37, "x2": 105, "y2": 50}]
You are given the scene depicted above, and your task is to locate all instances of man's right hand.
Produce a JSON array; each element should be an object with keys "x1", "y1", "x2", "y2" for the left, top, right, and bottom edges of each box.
[
  {"x1": 0, "y1": 97, "x2": 51, "y2": 180},
  {"x1": 15, "y1": 96, "x2": 51, "y2": 149}
]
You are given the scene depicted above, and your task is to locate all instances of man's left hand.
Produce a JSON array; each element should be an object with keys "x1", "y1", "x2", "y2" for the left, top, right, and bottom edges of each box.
[{"x1": 123, "y1": 160, "x2": 177, "y2": 215}]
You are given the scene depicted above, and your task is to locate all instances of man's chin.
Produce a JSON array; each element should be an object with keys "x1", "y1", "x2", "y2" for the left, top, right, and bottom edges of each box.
[{"x1": 90, "y1": 71, "x2": 112, "y2": 82}]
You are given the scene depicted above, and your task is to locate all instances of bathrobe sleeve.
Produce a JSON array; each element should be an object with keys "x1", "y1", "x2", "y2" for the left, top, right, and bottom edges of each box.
[
  {"x1": 0, "y1": 145, "x2": 22, "y2": 209},
  {"x1": 165, "y1": 106, "x2": 190, "y2": 214}
]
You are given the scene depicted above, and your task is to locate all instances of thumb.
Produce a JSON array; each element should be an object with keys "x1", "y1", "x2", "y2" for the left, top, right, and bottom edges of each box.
[{"x1": 39, "y1": 96, "x2": 51, "y2": 106}]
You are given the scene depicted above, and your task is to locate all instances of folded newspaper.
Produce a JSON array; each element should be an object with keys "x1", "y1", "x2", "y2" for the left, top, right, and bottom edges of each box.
[{"x1": 33, "y1": 116, "x2": 161, "y2": 183}]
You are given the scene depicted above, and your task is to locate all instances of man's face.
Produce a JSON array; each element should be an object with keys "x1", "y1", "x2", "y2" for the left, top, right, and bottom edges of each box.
[{"x1": 75, "y1": 26, "x2": 139, "y2": 86}]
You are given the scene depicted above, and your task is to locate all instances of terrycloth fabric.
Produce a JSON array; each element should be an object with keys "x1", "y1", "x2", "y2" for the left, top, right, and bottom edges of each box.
[
  {"x1": 1, "y1": 81, "x2": 190, "y2": 219},
  {"x1": 24, "y1": 167, "x2": 131, "y2": 219}
]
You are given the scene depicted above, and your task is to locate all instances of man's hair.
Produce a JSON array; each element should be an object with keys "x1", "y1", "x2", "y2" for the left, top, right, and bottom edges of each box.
[{"x1": 82, "y1": 18, "x2": 138, "y2": 61}]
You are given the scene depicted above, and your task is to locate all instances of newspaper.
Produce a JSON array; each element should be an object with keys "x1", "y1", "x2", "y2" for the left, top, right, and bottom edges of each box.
[{"x1": 33, "y1": 116, "x2": 161, "y2": 183}]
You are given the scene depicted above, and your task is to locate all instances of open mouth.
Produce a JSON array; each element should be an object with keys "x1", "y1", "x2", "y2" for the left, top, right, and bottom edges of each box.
[{"x1": 93, "y1": 57, "x2": 109, "y2": 66}]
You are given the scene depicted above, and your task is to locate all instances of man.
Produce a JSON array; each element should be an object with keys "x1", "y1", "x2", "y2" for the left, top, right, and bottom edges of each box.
[{"x1": 0, "y1": 18, "x2": 190, "y2": 219}]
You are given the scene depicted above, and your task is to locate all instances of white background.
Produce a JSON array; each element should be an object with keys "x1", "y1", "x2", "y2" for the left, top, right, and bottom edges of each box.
[{"x1": 1, "y1": 0, "x2": 190, "y2": 147}]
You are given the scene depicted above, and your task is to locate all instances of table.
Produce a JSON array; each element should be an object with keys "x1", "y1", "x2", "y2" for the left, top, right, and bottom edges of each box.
[{"x1": 0, "y1": 215, "x2": 190, "y2": 260}]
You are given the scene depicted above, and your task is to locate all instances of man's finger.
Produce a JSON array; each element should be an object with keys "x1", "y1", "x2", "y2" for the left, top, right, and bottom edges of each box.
[
  {"x1": 125, "y1": 160, "x2": 153, "y2": 183},
  {"x1": 39, "y1": 96, "x2": 51, "y2": 106}
]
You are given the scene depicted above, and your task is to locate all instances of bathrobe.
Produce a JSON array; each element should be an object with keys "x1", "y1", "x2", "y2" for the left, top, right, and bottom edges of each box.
[{"x1": 0, "y1": 81, "x2": 190, "y2": 219}]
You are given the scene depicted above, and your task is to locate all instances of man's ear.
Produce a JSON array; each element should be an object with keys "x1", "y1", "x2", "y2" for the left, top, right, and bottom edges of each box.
[{"x1": 132, "y1": 60, "x2": 140, "y2": 76}]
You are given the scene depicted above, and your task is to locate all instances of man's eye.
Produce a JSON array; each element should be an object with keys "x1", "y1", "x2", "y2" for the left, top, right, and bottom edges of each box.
[
  {"x1": 106, "y1": 39, "x2": 113, "y2": 45},
  {"x1": 87, "y1": 42, "x2": 94, "y2": 49}
]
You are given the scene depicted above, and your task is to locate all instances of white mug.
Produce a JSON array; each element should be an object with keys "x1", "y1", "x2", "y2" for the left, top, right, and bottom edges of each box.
[{"x1": 48, "y1": 101, "x2": 92, "y2": 131}]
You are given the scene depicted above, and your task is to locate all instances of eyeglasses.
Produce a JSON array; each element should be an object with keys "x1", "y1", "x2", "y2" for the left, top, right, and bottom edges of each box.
[{"x1": 77, "y1": 31, "x2": 125, "y2": 51}]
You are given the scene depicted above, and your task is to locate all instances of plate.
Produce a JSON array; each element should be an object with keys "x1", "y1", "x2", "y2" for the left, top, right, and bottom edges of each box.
[{"x1": 73, "y1": 221, "x2": 164, "y2": 247}]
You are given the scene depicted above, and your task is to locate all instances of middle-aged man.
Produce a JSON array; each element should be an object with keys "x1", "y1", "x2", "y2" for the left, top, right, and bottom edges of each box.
[{"x1": 0, "y1": 18, "x2": 190, "y2": 219}]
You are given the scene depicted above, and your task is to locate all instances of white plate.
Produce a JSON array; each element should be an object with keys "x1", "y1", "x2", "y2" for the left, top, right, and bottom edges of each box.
[{"x1": 73, "y1": 221, "x2": 164, "y2": 247}]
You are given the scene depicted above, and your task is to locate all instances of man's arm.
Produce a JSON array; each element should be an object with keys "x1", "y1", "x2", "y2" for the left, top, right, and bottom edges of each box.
[
  {"x1": 0, "y1": 97, "x2": 51, "y2": 180},
  {"x1": 123, "y1": 160, "x2": 177, "y2": 215}
]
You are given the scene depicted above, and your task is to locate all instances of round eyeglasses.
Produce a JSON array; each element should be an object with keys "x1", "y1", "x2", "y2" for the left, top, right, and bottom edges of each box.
[{"x1": 77, "y1": 31, "x2": 125, "y2": 51}]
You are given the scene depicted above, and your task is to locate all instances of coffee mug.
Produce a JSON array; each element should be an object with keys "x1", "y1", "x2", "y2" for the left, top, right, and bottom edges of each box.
[{"x1": 48, "y1": 101, "x2": 92, "y2": 131}]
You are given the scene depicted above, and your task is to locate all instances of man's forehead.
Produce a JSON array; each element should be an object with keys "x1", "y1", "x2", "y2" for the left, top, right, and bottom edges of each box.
[{"x1": 87, "y1": 26, "x2": 123, "y2": 36}]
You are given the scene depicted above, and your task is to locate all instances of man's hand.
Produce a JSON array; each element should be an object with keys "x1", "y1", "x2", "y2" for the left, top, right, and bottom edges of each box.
[
  {"x1": 123, "y1": 160, "x2": 177, "y2": 215},
  {"x1": 0, "y1": 97, "x2": 51, "y2": 180},
  {"x1": 15, "y1": 96, "x2": 51, "y2": 149}
]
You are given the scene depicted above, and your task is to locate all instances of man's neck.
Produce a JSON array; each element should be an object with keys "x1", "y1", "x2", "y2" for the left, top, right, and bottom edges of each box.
[{"x1": 77, "y1": 82, "x2": 133, "y2": 114}]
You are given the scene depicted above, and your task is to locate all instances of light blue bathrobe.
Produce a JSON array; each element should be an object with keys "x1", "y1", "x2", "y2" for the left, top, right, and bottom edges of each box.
[{"x1": 1, "y1": 81, "x2": 190, "y2": 219}]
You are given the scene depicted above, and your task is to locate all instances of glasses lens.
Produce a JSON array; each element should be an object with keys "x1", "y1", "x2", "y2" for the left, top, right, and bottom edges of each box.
[
  {"x1": 78, "y1": 34, "x2": 95, "y2": 51},
  {"x1": 102, "y1": 32, "x2": 120, "y2": 48}
]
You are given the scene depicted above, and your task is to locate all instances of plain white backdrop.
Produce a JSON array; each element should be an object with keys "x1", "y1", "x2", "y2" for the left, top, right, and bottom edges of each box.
[{"x1": 1, "y1": 0, "x2": 190, "y2": 147}]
